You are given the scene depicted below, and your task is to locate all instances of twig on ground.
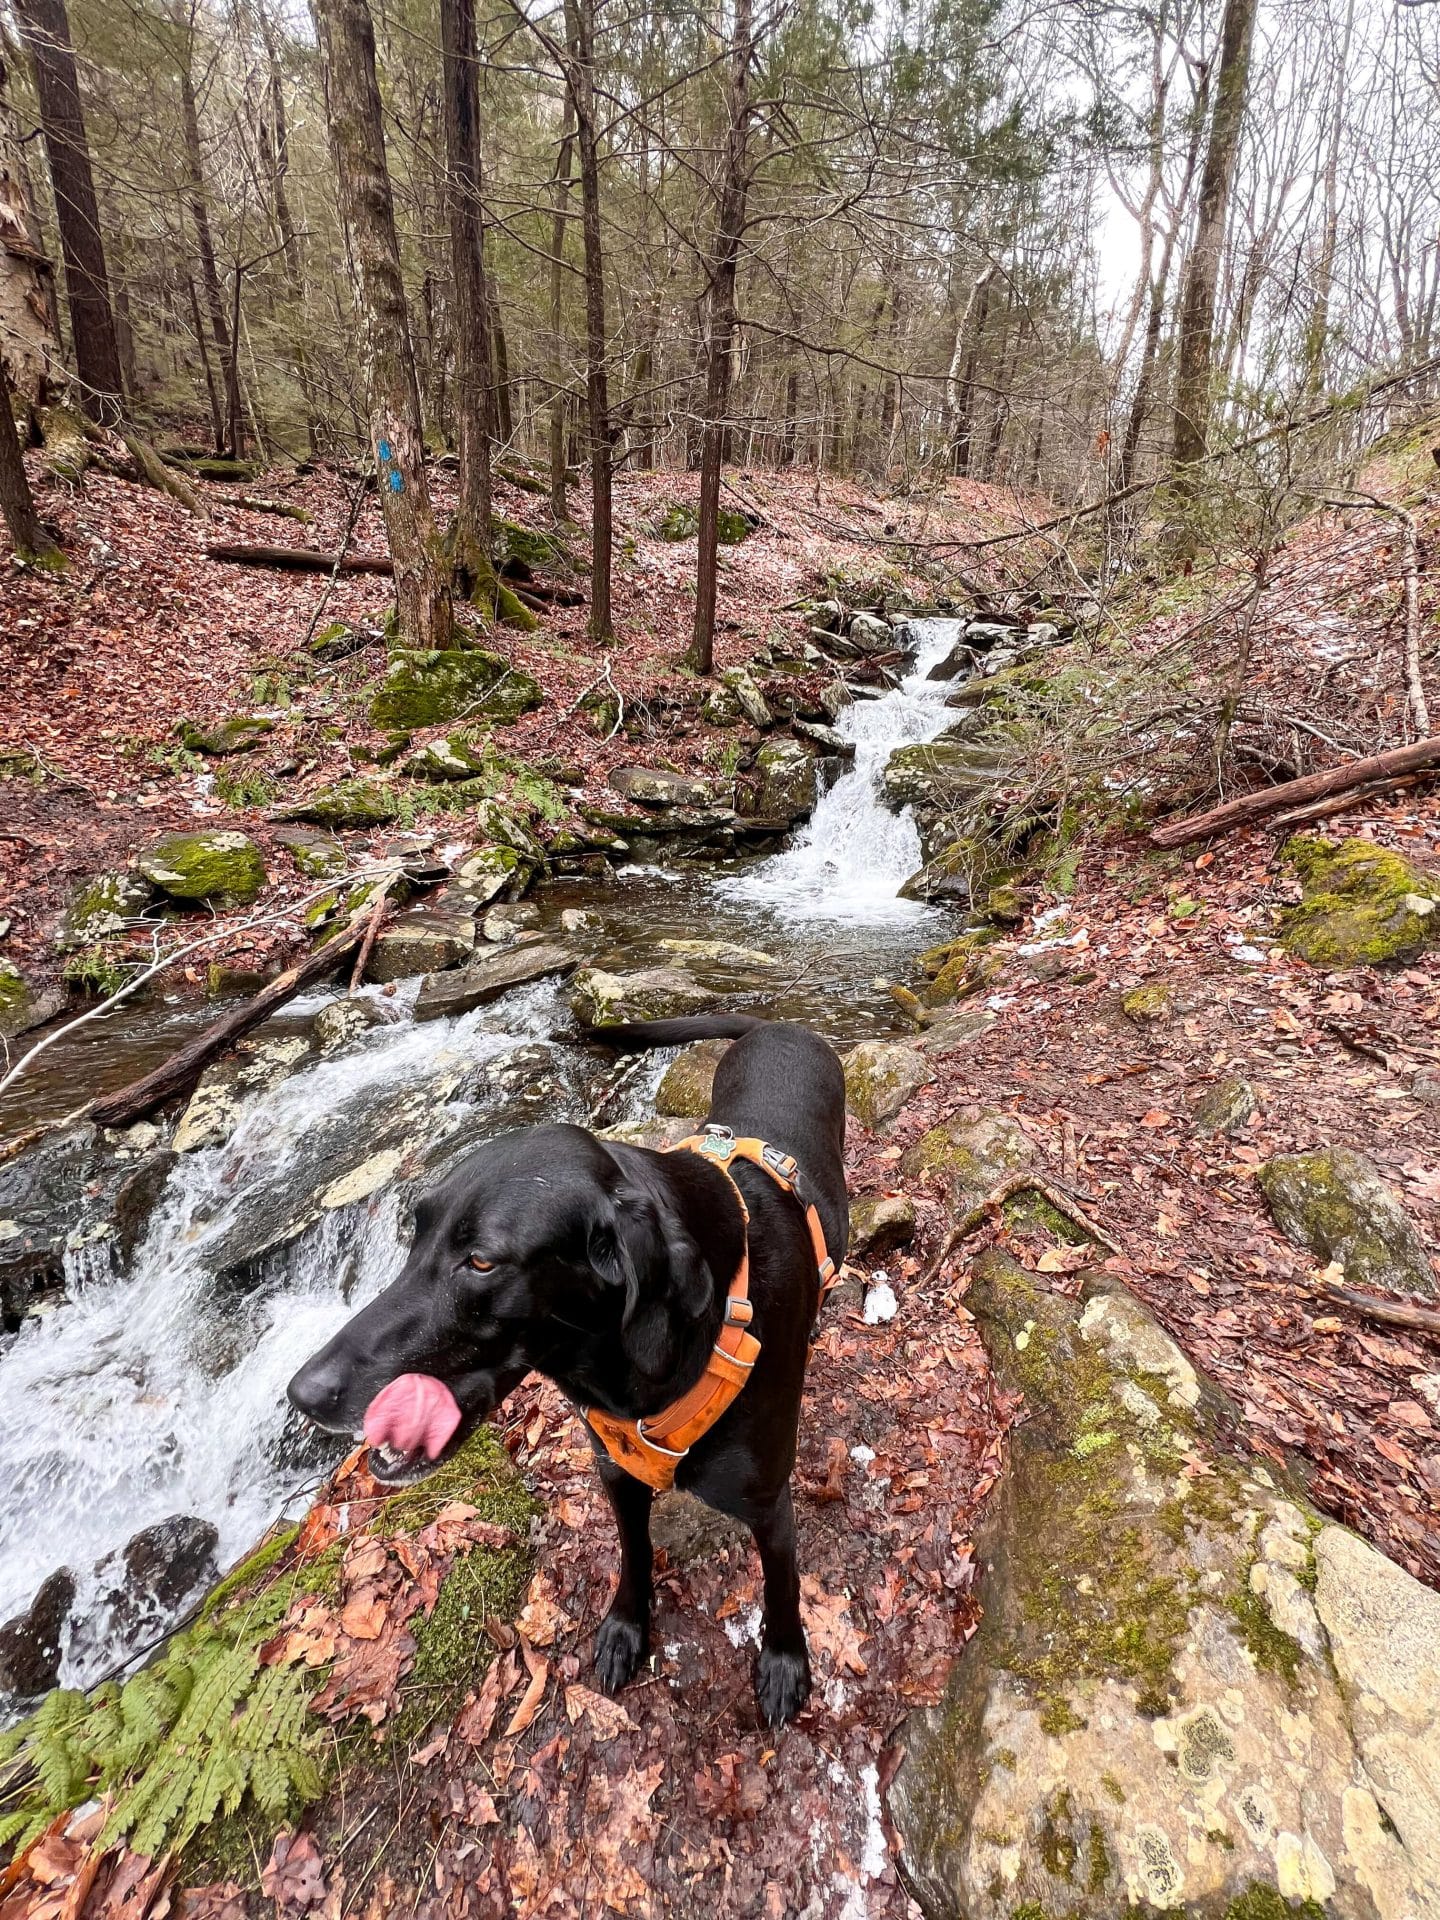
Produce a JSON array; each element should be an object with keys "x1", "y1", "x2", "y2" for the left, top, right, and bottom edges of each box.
[
  {"x1": 349, "y1": 875, "x2": 400, "y2": 993},
  {"x1": 1320, "y1": 1281, "x2": 1440, "y2": 1340},
  {"x1": 923, "y1": 1172, "x2": 1121, "y2": 1282}
]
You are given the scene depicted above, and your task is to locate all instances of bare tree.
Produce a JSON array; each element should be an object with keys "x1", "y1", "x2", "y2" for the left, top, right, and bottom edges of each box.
[{"x1": 440, "y1": 0, "x2": 497, "y2": 596}]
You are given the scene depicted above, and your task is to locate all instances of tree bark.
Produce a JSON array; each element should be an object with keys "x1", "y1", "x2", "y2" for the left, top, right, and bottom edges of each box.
[
  {"x1": 440, "y1": 0, "x2": 496, "y2": 592},
  {"x1": 1171, "y1": 0, "x2": 1258, "y2": 474},
  {"x1": 0, "y1": 51, "x2": 61, "y2": 420},
  {"x1": 256, "y1": 5, "x2": 321, "y2": 457},
  {"x1": 562, "y1": 0, "x2": 612, "y2": 643},
  {"x1": 547, "y1": 104, "x2": 575, "y2": 522},
  {"x1": 1150, "y1": 737, "x2": 1440, "y2": 848},
  {"x1": 0, "y1": 361, "x2": 61, "y2": 560},
  {"x1": 11, "y1": 0, "x2": 124, "y2": 423},
  {"x1": 174, "y1": 8, "x2": 238, "y2": 456},
  {"x1": 312, "y1": 0, "x2": 452, "y2": 649},
  {"x1": 945, "y1": 265, "x2": 994, "y2": 477},
  {"x1": 686, "y1": 0, "x2": 754, "y2": 675}
]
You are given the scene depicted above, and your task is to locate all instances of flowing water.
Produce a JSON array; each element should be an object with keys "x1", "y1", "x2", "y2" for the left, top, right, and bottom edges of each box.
[{"x1": 0, "y1": 618, "x2": 965, "y2": 1690}]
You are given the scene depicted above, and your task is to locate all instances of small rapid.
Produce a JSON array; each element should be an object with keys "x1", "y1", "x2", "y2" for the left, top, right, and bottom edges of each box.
[{"x1": 716, "y1": 618, "x2": 961, "y2": 922}]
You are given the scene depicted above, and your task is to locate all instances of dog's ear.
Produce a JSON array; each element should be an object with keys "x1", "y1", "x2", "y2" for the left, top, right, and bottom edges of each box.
[{"x1": 587, "y1": 1183, "x2": 714, "y2": 1379}]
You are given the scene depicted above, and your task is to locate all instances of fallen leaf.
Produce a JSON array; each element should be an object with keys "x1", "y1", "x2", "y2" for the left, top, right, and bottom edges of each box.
[
  {"x1": 504, "y1": 1639, "x2": 549, "y2": 1738},
  {"x1": 563, "y1": 1684, "x2": 634, "y2": 1740}
]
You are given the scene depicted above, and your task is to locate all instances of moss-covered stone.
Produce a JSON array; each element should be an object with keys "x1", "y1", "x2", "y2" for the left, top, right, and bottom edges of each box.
[
  {"x1": 654, "y1": 1038, "x2": 731, "y2": 1118},
  {"x1": 274, "y1": 830, "x2": 347, "y2": 879},
  {"x1": 178, "y1": 715, "x2": 274, "y2": 756},
  {"x1": 137, "y1": 830, "x2": 266, "y2": 906},
  {"x1": 405, "y1": 733, "x2": 490, "y2": 782},
  {"x1": 273, "y1": 779, "x2": 403, "y2": 829},
  {"x1": 842, "y1": 1040, "x2": 931, "y2": 1129},
  {"x1": 849, "y1": 1193, "x2": 916, "y2": 1262},
  {"x1": 493, "y1": 518, "x2": 571, "y2": 572},
  {"x1": 900, "y1": 1107, "x2": 1030, "y2": 1206},
  {"x1": 658, "y1": 503, "x2": 699, "y2": 540},
  {"x1": 882, "y1": 739, "x2": 1003, "y2": 810},
  {"x1": 56, "y1": 872, "x2": 154, "y2": 950},
  {"x1": 1280, "y1": 835, "x2": 1440, "y2": 967},
  {"x1": 570, "y1": 967, "x2": 723, "y2": 1028},
  {"x1": 1121, "y1": 981, "x2": 1174, "y2": 1024},
  {"x1": 0, "y1": 959, "x2": 35, "y2": 1040},
  {"x1": 368, "y1": 649, "x2": 542, "y2": 730},
  {"x1": 741, "y1": 738, "x2": 817, "y2": 822},
  {"x1": 1257, "y1": 1146, "x2": 1434, "y2": 1298},
  {"x1": 1191, "y1": 1077, "x2": 1258, "y2": 1138}
]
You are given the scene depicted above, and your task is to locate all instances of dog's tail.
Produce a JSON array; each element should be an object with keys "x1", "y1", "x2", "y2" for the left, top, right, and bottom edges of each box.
[{"x1": 583, "y1": 1013, "x2": 767, "y2": 1052}]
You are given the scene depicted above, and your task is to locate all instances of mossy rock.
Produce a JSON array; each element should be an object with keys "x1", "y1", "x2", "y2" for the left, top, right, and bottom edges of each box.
[
  {"x1": 716, "y1": 509, "x2": 751, "y2": 545},
  {"x1": 889, "y1": 1249, "x2": 1440, "y2": 1919},
  {"x1": 881, "y1": 739, "x2": 1003, "y2": 810},
  {"x1": 741, "y1": 738, "x2": 817, "y2": 822},
  {"x1": 1280, "y1": 835, "x2": 1440, "y2": 967},
  {"x1": 273, "y1": 779, "x2": 403, "y2": 830},
  {"x1": 570, "y1": 967, "x2": 724, "y2": 1028},
  {"x1": 405, "y1": 733, "x2": 491, "y2": 782},
  {"x1": 1122, "y1": 981, "x2": 1175, "y2": 1024},
  {"x1": 368, "y1": 649, "x2": 542, "y2": 730},
  {"x1": 1258, "y1": 1146, "x2": 1435, "y2": 1298},
  {"x1": 922, "y1": 942, "x2": 1004, "y2": 1009},
  {"x1": 842, "y1": 1041, "x2": 931, "y2": 1129},
  {"x1": 0, "y1": 959, "x2": 36, "y2": 1040},
  {"x1": 56, "y1": 871, "x2": 154, "y2": 951},
  {"x1": 720, "y1": 667, "x2": 772, "y2": 730},
  {"x1": 658, "y1": 503, "x2": 700, "y2": 541},
  {"x1": 137, "y1": 831, "x2": 266, "y2": 907},
  {"x1": 654, "y1": 1038, "x2": 731, "y2": 1118},
  {"x1": 494, "y1": 518, "x2": 571, "y2": 572},
  {"x1": 900, "y1": 1107, "x2": 1030, "y2": 1206},
  {"x1": 849, "y1": 1193, "x2": 916, "y2": 1262},
  {"x1": 1191, "y1": 1077, "x2": 1258, "y2": 1138},
  {"x1": 178, "y1": 715, "x2": 274, "y2": 756},
  {"x1": 273, "y1": 829, "x2": 347, "y2": 879}
]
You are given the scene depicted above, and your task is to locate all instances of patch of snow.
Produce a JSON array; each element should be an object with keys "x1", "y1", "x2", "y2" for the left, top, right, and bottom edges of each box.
[
  {"x1": 850, "y1": 1444, "x2": 876, "y2": 1466},
  {"x1": 863, "y1": 1281, "x2": 898, "y2": 1325},
  {"x1": 1017, "y1": 929, "x2": 1089, "y2": 955},
  {"x1": 722, "y1": 1603, "x2": 763, "y2": 1648},
  {"x1": 859, "y1": 1763, "x2": 888, "y2": 1877}
]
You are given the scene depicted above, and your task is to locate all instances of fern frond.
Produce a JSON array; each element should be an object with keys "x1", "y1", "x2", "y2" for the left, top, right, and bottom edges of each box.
[
  {"x1": 168, "y1": 1647, "x2": 251, "y2": 1750},
  {"x1": 181, "y1": 1746, "x2": 249, "y2": 1843}
]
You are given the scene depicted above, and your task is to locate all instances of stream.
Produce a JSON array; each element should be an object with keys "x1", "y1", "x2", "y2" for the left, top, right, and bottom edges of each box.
[{"x1": 0, "y1": 618, "x2": 964, "y2": 1693}]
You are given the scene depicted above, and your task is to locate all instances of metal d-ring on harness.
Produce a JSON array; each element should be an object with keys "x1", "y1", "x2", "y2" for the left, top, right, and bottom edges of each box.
[{"x1": 582, "y1": 1124, "x2": 840, "y2": 1491}]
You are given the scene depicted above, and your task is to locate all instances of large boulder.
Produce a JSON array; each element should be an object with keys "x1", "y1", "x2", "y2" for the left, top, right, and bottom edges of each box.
[
  {"x1": 1258, "y1": 1146, "x2": 1435, "y2": 1298},
  {"x1": 901, "y1": 1106, "x2": 1030, "y2": 1208},
  {"x1": 882, "y1": 740, "x2": 1003, "y2": 811},
  {"x1": 412, "y1": 942, "x2": 580, "y2": 1023},
  {"x1": 889, "y1": 1249, "x2": 1440, "y2": 1920},
  {"x1": 720, "y1": 666, "x2": 772, "y2": 729},
  {"x1": 847, "y1": 611, "x2": 893, "y2": 653},
  {"x1": 137, "y1": 830, "x2": 266, "y2": 906},
  {"x1": 570, "y1": 967, "x2": 723, "y2": 1028},
  {"x1": 56, "y1": 871, "x2": 155, "y2": 950},
  {"x1": 369, "y1": 648, "x2": 542, "y2": 729},
  {"x1": 1280, "y1": 836, "x2": 1440, "y2": 967},
  {"x1": 273, "y1": 829, "x2": 347, "y2": 878},
  {"x1": 366, "y1": 908, "x2": 476, "y2": 984},
  {"x1": 655, "y1": 1038, "x2": 731, "y2": 1117},
  {"x1": 0, "y1": 1568, "x2": 75, "y2": 1698},
  {"x1": 611, "y1": 766, "x2": 717, "y2": 809},
  {"x1": 173, "y1": 1035, "x2": 313, "y2": 1153},
  {"x1": 741, "y1": 739, "x2": 818, "y2": 823},
  {"x1": 273, "y1": 779, "x2": 402, "y2": 829},
  {"x1": 842, "y1": 1040, "x2": 931, "y2": 1129},
  {"x1": 0, "y1": 959, "x2": 59, "y2": 1042},
  {"x1": 178, "y1": 714, "x2": 273, "y2": 756}
]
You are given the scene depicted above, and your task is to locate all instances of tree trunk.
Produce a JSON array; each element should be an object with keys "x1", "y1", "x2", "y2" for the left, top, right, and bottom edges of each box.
[
  {"x1": 174, "y1": 15, "x2": 238, "y2": 456},
  {"x1": 257, "y1": 5, "x2": 321, "y2": 457},
  {"x1": 686, "y1": 0, "x2": 754, "y2": 675},
  {"x1": 12, "y1": 0, "x2": 123, "y2": 423},
  {"x1": 0, "y1": 51, "x2": 61, "y2": 421},
  {"x1": 547, "y1": 105, "x2": 575, "y2": 521},
  {"x1": 186, "y1": 271, "x2": 224, "y2": 450},
  {"x1": 440, "y1": 0, "x2": 497, "y2": 595},
  {"x1": 1171, "y1": 0, "x2": 1258, "y2": 473},
  {"x1": 0, "y1": 361, "x2": 61, "y2": 561},
  {"x1": 945, "y1": 265, "x2": 994, "y2": 477},
  {"x1": 1302, "y1": 0, "x2": 1357, "y2": 396},
  {"x1": 312, "y1": 0, "x2": 452, "y2": 650},
  {"x1": 562, "y1": 0, "x2": 612, "y2": 643}
]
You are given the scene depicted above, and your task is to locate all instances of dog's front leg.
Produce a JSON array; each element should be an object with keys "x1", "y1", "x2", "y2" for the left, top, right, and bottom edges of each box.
[
  {"x1": 594, "y1": 1459, "x2": 654, "y2": 1694},
  {"x1": 751, "y1": 1484, "x2": 811, "y2": 1726}
]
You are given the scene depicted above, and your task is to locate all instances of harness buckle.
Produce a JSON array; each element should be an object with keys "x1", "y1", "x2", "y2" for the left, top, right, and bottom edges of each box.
[
  {"x1": 724, "y1": 1296, "x2": 754, "y2": 1327},
  {"x1": 761, "y1": 1143, "x2": 798, "y2": 1181}
]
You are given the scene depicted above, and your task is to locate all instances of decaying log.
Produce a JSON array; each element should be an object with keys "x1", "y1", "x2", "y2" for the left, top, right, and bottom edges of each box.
[
  {"x1": 1150, "y1": 737, "x2": 1440, "y2": 848},
  {"x1": 1320, "y1": 1280, "x2": 1440, "y2": 1339},
  {"x1": 205, "y1": 541, "x2": 393, "y2": 573},
  {"x1": 89, "y1": 890, "x2": 396, "y2": 1129}
]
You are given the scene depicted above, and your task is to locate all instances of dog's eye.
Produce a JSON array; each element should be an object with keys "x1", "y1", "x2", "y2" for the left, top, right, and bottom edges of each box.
[{"x1": 467, "y1": 1255, "x2": 494, "y2": 1273}]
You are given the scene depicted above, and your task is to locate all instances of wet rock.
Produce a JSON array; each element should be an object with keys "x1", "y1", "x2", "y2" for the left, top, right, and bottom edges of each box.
[
  {"x1": 137, "y1": 830, "x2": 266, "y2": 907},
  {"x1": 924, "y1": 642, "x2": 975, "y2": 682},
  {"x1": 985, "y1": 883, "x2": 1032, "y2": 926},
  {"x1": 1191, "y1": 1076, "x2": 1258, "y2": 1137},
  {"x1": 963, "y1": 618, "x2": 1023, "y2": 648},
  {"x1": 314, "y1": 996, "x2": 391, "y2": 1054},
  {"x1": 56, "y1": 871, "x2": 155, "y2": 950},
  {"x1": 570, "y1": 967, "x2": 723, "y2": 1028},
  {"x1": 741, "y1": 738, "x2": 817, "y2": 823},
  {"x1": 412, "y1": 942, "x2": 580, "y2": 1022},
  {"x1": 889, "y1": 1248, "x2": 1440, "y2": 1920},
  {"x1": 918, "y1": 933, "x2": 1003, "y2": 1008},
  {"x1": 274, "y1": 828, "x2": 347, "y2": 879},
  {"x1": 914, "y1": 1005, "x2": 998, "y2": 1057},
  {"x1": 173, "y1": 1035, "x2": 313, "y2": 1153},
  {"x1": 1121, "y1": 980, "x2": 1175, "y2": 1023},
  {"x1": 720, "y1": 666, "x2": 772, "y2": 729},
  {"x1": 882, "y1": 740, "x2": 1003, "y2": 811},
  {"x1": 655, "y1": 938, "x2": 774, "y2": 969},
  {"x1": 0, "y1": 959, "x2": 49, "y2": 1042},
  {"x1": 461, "y1": 1042, "x2": 570, "y2": 1114},
  {"x1": 792, "y1": 719, "x2": 854, "y2": 759},
  {"x1": 453, "y1": 842, "x2": 535, "y2": 908},
  {"x1": 0, "y1": 1567, "x2": 75, "y2": 1697},
  {"x1": 112, "y1": 1149, "x2": 178, "y2": 1265},
  {"x1": 482, "y1": 902, "x2": 542, "y2": 943},
  {"x1": 560, "y1": 908, "x2": 597, "y2": 935},
  {"x1": 120, "y1": 1514, "x2": 219, "y2": 1614},
  {"x1": 900, "y1": 1106, "x2": 1030, "y2": 1207},
  {"x1": 1280, "y1": 835, "x2": 1440, "y2": 967},
  {"x1": 405, "y1": 733, "x2": 490, "y2": 781},
  {"x1": 366, "y1": 908, "x2": 475, "y2": 984},
  {"x1": 842, "y1": 1041, "x2": 931, "y2": 1129},
  {"x1": 1258, "y1": 1146, "x2": 1435, "y2": 1298},
  {"x1": 0, "y1": 1124, "x2": 138, "y2": 1322},
  {"x1": 898, "y1": 851, "x2": 980, "y2": 905},
  {"x1": 611, "y1": 766, "x2": 717, "y2": 809},
  {"x1": 178, "y1": 714, "x2": 273, "y2": 756},
  {"x1": 273, "y1": 777, "x2": 403, "y2": 830},
  {"x1": 368, "y1": 647, "x2": 543, "y2": 729},
  {"x1": 655, "y1": 1038, "x2": 731, "y2": 1118},
  {"x1": 847, "y1": 611, "x2": 893, "y2": 652},
  {"x1": 598, "y1": 1117, "x2": 695, "y2": 1150},
  {"x1": 848, "y1": 1193, "x2": 916, "y2": 1261},
  {"x1": 810, "y1": 599, "x2": 844, "y2": 634}
]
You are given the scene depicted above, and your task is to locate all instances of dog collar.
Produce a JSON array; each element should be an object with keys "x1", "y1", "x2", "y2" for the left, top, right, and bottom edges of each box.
[{"x1": 582, "y1": 1127, "x2": 838, "y2": 1492}]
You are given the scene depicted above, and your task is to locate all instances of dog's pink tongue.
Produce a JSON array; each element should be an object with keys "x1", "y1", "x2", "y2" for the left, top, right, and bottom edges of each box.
[{"x1": 363, "y1": 1374, "x2": 462, "y2": 1460}]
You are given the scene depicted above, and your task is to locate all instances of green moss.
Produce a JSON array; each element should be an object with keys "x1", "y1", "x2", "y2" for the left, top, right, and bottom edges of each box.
[
  {"x1": 1087, "y1": 1822, "x2": 1111, "y2": 1893},
  {"x1": 369, "y1": 648, "x2": 542, "y2": 729},
  {"x1": 716, "y1": 509, "x2": 751, "y2": 544},
  {"x1": 493, "y1": 518, "x2": 571, "y2": 572},
  {"x1": 137, "y1": 831, "x2": 267, "y2": 906},
  {"x1": 277, "y1": 778, "x2": 403, "y2": 829},
  {"x1": 213, "y1": 765, "x2": 276, "y2": 810},
  {"x1": 179, "y1": 715, "x2": 274, "y2": 756},
  {"x1": 1280, "y1": 835, "x2": 1440, "y2": 967},
  {"x1": 659, "y1": 503, "x2": 700, "y2": 540},
  {"x1": 1121, "y1": 982, "x2": 1174, "y2": 1023},
  {"x1": 1039, "y1": 1696, "x2": 1087, "y2": 1736},
  {"x1": 1099, "y1": 1772, "x2": 1125, "y2": 1804},
  {"x1": 1228, "y1": 1577, "x2": 1303, "y2": 1689},
  {"x1": 1223, "y1": 1884, "x2": 1327, "y2": 1920}
]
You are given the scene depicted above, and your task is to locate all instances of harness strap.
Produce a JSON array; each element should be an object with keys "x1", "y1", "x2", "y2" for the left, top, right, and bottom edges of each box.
[{"x1": 582, "y1": 1126, "x2": 839, "y2": 1491}]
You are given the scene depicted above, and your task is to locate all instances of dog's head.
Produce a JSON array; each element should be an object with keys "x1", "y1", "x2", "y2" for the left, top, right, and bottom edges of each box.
[{"x1": 286, "y1": 1123, "x2": 719, "y2": 1483}]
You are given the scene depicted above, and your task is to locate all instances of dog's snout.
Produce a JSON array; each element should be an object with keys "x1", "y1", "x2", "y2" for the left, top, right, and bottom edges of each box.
[{"x1": 287, "y1": 1351, "x2": 357, "y2": 1429}]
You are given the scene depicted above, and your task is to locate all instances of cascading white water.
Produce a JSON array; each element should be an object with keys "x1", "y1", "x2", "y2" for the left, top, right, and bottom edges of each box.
[
  {"x1": 0, "y1": 985, "x2": 568, "y2": 1686},
  {"x1": 715, "y1": 618, "x2": 964, "y2": 923}
]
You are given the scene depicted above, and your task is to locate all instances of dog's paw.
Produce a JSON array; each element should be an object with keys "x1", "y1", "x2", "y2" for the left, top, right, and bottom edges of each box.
[
  {"x1": 595, "y1": 1609, "x2": 648, "y2": 1694},
  {"x1": 755, "y1": 1642, "x2": 811, "y2": 1726}
]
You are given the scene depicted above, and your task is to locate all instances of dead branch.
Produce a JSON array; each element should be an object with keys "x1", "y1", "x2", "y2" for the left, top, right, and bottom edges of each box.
[
  {"x1": 348, "y1": 876, "x2": 398, "y2": 992},
  {"x1": 205, "y1": 542, "x2": 393, "y2": 573},
  {"x1": 1149, "y1": 736, "x2": 1440, "y2": 847},
  {"x1": 1320, "y1": 1281, "x2": 1440, "y2": 1340},
  {"x1": 1268, "y1": 775, "x2": 1421, "y2": 829},
  {"x1": 924, "y1": 1172, "x2": 1121, "y2": 1281}
]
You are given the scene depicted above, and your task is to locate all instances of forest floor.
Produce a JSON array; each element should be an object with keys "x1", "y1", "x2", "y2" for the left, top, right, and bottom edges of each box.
[{"x1": 1, "y1": 438, "x2": 1438, "y2": 1918}]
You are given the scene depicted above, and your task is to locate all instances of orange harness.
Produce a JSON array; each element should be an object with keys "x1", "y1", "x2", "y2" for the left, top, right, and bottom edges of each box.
[{"x1": 583, "y1": 1127, "x2": 839, "y2": 1491}]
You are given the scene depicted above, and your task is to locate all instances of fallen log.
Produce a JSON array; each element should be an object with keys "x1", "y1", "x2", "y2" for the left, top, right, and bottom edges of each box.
[
  {"x1": 90, "y1": 889, "x2": 397, "y2": 1130},
  {"x1": 1149, "y1": 736, "x2": 1440, "y2": 848},
  {"x1": 1320, "y1": 1280, "x2": 1440, "y2": 1340},
  {"x1": 205, "y1": 542, "x2": 393, "y2": 574},
  {"x1": 1269, "y1": 774, "x2": 1420, "y2": 830}
]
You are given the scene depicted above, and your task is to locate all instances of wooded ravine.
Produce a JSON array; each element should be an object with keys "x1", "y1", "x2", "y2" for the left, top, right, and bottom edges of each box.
[{"x1": 1, "y1": 0, "x2": 1439, "y2": 1914}]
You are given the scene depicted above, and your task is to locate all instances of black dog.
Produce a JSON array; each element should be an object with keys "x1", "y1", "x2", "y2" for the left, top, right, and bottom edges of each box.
[{"x1": 287, "y1": 1015, "x2": 847, "y2": 1725}]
